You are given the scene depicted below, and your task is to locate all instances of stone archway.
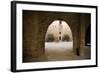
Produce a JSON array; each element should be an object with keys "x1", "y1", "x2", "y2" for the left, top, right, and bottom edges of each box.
[
  {"x1": 41, "y1": 17, "x2": 78, "y2": 56},
  {"x1": 44, "y1": 20, "x2": 74, "y2": 60},
  {"x1": 23, "y1": 10, "x2": 91, "y2": 62}
]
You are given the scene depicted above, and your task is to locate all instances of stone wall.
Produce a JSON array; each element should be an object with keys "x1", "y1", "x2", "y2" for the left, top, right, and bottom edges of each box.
[{"x1": 79, "y1": 14, "x2": 91, "y2": 57}]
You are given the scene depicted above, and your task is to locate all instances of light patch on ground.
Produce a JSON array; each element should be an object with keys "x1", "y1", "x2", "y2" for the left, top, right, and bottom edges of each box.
[
  {"x1": 45, "y1": 42, "x2": 73, "y2": 52},
  {"x1": 45, "y1": 41, "x2": 80, "y2": 60}
]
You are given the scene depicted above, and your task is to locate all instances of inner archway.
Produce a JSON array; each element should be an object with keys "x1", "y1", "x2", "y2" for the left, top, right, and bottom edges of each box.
[{"x1": 45, "y1": 20, "x2": 74, "y2": 61}]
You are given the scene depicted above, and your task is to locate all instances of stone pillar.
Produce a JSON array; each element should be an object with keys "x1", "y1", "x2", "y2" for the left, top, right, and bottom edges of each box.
[
  {"x1": 79, "y1": 14, "x2": 86, "y2": 57},
  {"x1": 23, "y1": 11, "x2": 44, "y2": 62}
]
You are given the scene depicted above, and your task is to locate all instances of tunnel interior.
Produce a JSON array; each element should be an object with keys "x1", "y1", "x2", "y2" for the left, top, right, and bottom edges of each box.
[
  {"x1": 22, "y1": 10, "x2": 91, "y2": 62},
  {"x1": 45, "y1": 20, "x2": 73, "y2": 60}
]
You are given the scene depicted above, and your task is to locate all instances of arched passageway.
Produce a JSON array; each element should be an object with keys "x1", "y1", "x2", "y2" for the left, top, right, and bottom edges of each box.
[
  {"x1": 23, "y1": 10, "x2": 91, "y2": 62},
  {"x1": 45, "y1": 20, "x2": 75, "y2": 60}
]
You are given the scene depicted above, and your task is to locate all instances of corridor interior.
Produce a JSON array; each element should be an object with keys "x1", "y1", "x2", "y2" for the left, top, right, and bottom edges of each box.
[{"x1": 23, "y1": 10, "x2": 91, "y2": 63}]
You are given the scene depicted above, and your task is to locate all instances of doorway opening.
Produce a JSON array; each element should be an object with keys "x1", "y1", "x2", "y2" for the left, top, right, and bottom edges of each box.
[{"x1": 45, "y1": 20, "x2": 74, "y2": 61}]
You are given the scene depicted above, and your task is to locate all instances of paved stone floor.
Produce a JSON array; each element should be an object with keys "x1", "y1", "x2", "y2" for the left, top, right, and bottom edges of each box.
[
  {"x1": 23, "y1": 42, "x2": 89, "y2": 63},
  {"x1": 45, "y1": 42, "x2": 83, "y2": 61}
]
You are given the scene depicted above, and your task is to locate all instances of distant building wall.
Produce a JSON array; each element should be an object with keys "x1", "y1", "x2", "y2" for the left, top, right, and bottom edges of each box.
[{"x1": 45, "y1": 20, "x2": 73, "y2": 42}]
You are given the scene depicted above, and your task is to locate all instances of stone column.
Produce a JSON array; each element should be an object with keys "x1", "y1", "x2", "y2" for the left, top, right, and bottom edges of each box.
[
  {"x1": 23, "y1": 11, "x2": 45, "y2": 62},
  {"x1": 79, "y1": 14, "x2": 86, "y2": 57}
]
